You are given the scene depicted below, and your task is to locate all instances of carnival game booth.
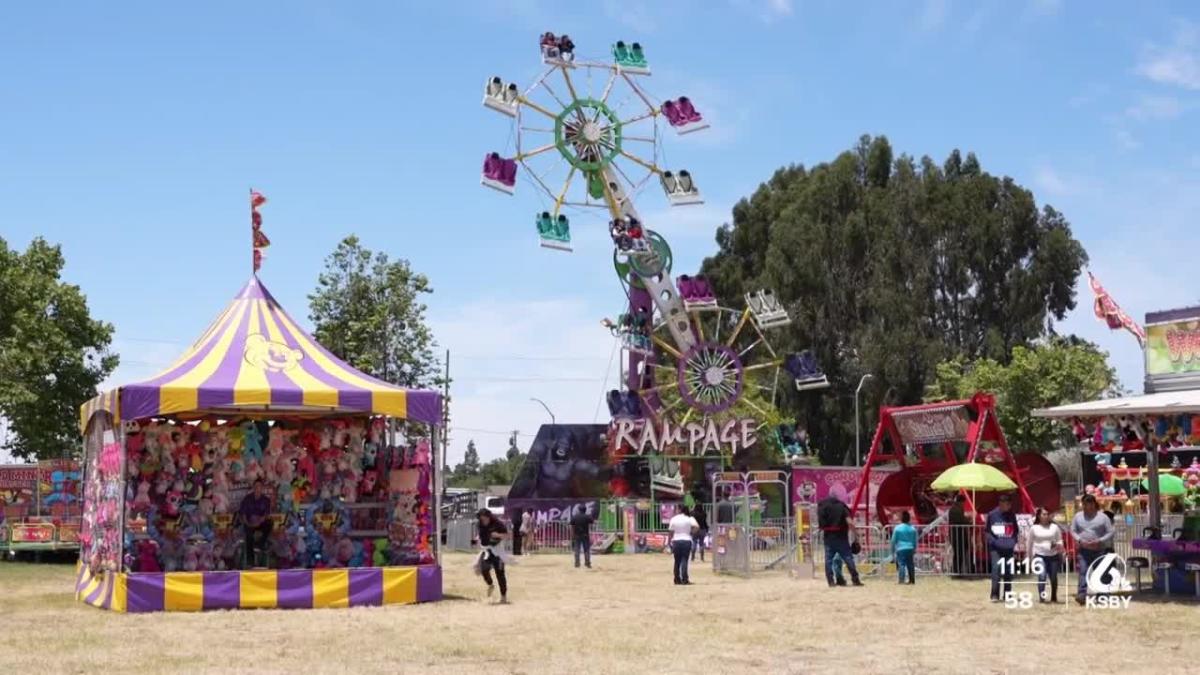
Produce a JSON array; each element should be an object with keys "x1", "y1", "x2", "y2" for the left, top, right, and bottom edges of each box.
[
  {"x1": 75, "y1": 277, "x2": 443, "y2": 612},
  {"x1": 1035, "y1": 390, "x2": 1200, "y2": 596}
]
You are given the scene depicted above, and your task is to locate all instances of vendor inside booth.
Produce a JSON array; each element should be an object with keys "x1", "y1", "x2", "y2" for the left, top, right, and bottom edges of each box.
[{"x1": 75, "y1": 275, "x2": 444, "y2": 612}]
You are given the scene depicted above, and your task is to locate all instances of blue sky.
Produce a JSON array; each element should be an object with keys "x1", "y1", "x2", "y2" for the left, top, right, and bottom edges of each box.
[{"x1": 2, "y1": 1, "x2": 1199, "y2": 463}]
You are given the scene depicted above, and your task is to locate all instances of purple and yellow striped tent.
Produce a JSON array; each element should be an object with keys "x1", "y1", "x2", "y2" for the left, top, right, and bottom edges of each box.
[
  {"x1": 80, "y1": 276, "x2": 442, "y2": 430},
  {"x1": 77, "y1": 276, "x2": 444, "y2": 612}
]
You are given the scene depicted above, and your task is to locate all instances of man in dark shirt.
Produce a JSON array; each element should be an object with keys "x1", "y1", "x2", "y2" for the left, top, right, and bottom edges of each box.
[
  {"x1": 985, "y1": 494, "x2": 1019, "y2": 602},
  {"x1": 239, "y1": 479, "x2": 273, "y2": 567},
  {"x1": 691, "y1": 504, "x2": 709, "y2": 562},
  {"x1": 948, "y1": 493, "x2": 972, "y2": 575},
  {"x1": 511, "y1": 508, "x2": 525, "y2": 556},
  {"x1": 570, "y1": 504, "x2": 593, "y2": 569},
  {"x1": 818, "y1": 494, "x2": 862, "y2": 587}
]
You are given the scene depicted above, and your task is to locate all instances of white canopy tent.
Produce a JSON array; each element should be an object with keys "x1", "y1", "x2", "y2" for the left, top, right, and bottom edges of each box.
[
  {"x1": 1033, "y1": 390, "x2": 1200, "y2": 419},
  {"x1": 1032, "y1": 390, "x2": 1200, "y2": 533}
]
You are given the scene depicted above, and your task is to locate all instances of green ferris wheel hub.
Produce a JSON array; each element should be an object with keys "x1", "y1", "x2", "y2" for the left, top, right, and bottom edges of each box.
[{"x1": 554, "y1": 98, "x2": 623, "y2": 172}]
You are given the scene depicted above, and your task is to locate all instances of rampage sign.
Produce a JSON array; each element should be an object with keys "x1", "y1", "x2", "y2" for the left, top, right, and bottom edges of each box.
[{"x1": 613, "y1": 418, "x2": 758, "y2": 456}]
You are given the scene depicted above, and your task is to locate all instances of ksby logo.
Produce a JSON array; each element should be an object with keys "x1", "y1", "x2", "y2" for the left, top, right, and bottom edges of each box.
[{"x1": 1086, "y1": 552, "x2": 1132, "y2": 594}]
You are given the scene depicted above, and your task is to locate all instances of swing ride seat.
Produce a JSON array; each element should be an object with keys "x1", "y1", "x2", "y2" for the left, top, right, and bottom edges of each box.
[
  {"x1": 678, "y1": 274, "x2": 718, "y2": 311},
  {"x1": 663, "y1": 97, "x2": 708, "y2": 135},
  {"x1": 481, "y1": 154, "x2": 517, "y2": 195},
  {"x1": 482, "y1": 77, "x2": 518, "y2": 117},
  {"x1": 612, "y1": 41, "x2": 650, "y2": 75},
  {"x1": 786, "y1": 351, "x2": 831, "y2": 392},
  {"x1": 745, "y1": 289, "x2": 791, "y2": 329},
  {"x1": 536, "y1": 213, "x2": 572, "y2": 251}
]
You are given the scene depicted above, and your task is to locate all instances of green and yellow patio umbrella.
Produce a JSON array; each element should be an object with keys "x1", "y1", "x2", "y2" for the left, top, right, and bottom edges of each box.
[
  {"x1": 1141, "y1": 473, "x2": 1186, "y2": 497},
  {"x1": 931, "y1": 463, "x2": 1017, "y2": 492}
]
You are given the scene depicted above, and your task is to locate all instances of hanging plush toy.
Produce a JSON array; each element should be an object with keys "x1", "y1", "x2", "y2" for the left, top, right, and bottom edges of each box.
[
  {"x1": 241, "y1": 420, "x2": 264, "y2": 462},
  {"x1": 372, "y1": 537, "x2": 390, "y2": 567}
]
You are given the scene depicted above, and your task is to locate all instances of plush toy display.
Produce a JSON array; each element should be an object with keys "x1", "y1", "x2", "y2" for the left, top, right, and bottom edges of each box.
[{"x1": 116, "y1": 416, "x2": 433, "y2": 574}]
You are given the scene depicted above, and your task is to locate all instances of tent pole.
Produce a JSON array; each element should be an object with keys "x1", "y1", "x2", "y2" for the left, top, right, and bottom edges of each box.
[
  {"x1": 1146, "y1": 437, "x2": 1162, "y2": 536},
  {"x1": 431, "y1": 424, "x2": 442, "y2": 565}
]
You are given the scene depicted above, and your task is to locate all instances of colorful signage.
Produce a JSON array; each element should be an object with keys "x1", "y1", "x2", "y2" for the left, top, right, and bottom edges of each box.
[
  {"x1": 892, "y1": 406, "x2": 970, "y2": 445},
  {"x1": 1144, "y1": 308, "x2": 1200, "y2": 392},
  {"x1": 612, "y1": 418, "x2": 758, "y2": 456},
  {"x1": 791, "y1": 466, "x2": 895, "y2": 505}
]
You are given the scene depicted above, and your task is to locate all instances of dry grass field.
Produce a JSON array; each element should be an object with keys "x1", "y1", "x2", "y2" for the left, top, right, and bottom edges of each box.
[{"x1": 1, "y1": 552, "x2": 1196, "y2": 674}]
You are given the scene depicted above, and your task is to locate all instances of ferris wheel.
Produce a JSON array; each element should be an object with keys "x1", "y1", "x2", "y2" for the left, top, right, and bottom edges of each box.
[{"x1": 479, "y1": 34, "x2": 827, "y2": 431}]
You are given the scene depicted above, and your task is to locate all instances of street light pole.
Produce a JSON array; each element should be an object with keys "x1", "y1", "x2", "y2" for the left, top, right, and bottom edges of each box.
[
  {"x1": 530, "y1": 397, "x2": 556, "y2": 425},
  {"x1": 855, "y1": 374, "x2": 874, "y2": 467}
]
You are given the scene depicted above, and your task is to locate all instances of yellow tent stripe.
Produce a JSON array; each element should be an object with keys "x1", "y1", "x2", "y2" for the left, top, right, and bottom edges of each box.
[
  {"x1": 272, "y1": 309, "x2": 395, "y2": 392},
  {"x1": 158, "y1": 302, "x2": 250, "y2": 413},
  {"x1": 232, "y1": 301, "x2": 271, "y2": 405},
  {"x1": 258, "y1": 304, "x2": 340, "y2": 408}
]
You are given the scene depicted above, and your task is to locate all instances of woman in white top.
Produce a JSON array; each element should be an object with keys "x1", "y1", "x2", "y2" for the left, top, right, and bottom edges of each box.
[
  {"x1": 667, "y1": 505, "x2": 700, "y2": 585},
  {"x1": 1026, "y1": 507, "x2": 1065, "y2": 603}
]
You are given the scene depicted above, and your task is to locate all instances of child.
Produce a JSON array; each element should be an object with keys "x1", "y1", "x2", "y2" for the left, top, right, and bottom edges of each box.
[{"x1": 892, "y1": 511, "x2": 918, "y2": 585}]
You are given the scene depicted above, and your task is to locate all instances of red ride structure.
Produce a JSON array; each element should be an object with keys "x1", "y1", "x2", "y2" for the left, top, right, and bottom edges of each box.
[{"x1": 850, "y1": 393, "x2": 1048, "y2": 524}]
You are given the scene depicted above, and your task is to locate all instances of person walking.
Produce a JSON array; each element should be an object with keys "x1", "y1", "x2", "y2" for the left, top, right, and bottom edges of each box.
[
  {"x1": 1071, "y1": 494, "x2": 1114, "y2": 604},
  {"x1": 948, "y1": 493, "x2": 972, "y2": 575},
  {"x1": 691, "y1": 503, "x2": 709, "y2": 562},
  {"x1": 891, "y1": 511, "x2": 918, "y2": 585},
  {"x1": 475, "y1": 509, "x2": 511, "y2": 604},
  {"x1": 817, "y1": 493, "x2": 863, "y2": 587},
  {"x1": 986, "y1": 494, "x2": 1019, "y2": 602},
  {"x1": 521, "y1": 509, "x2": 536, "y2": 553},
  {"x1": 667, "y1": 505, "x2": 699, "y2": 585},
  {"x1": 1027, "y1": 507, "x2": 1065, "y2": 603},
  {"x1": 570, "y1": 504, "x2": 593, "y2": 569},
  {"x1": 511, "y1": 508, "x2": 524, "y2": 556}
]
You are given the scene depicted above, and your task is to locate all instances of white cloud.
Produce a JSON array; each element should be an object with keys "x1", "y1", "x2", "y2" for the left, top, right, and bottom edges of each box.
[
  {"x1": 1033, "y1": 165, "x2": 1071, "y2": 197},
  {"x1": 918, "y1": 0, "x2": 949, "y2": 32},
  {"x1": 1125, "y1": 94, "x2": 1184, "y2": 121},
  {"x1": 1136, "y1": 20, "x2": 1200, "y2": 90},
  {"x1": 1114, "y1": 129, "x2": 1141, "y2": 151},
  {"x1": 766, "y1": 0, "x2": 794, "y2": 17}
]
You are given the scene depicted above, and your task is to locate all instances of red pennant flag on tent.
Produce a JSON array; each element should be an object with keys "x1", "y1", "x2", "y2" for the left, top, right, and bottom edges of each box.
[
  {"x1": 251, "y1": 189, "x2": 269, "y2": 272},
  {"x1": 1088, "y1": 271, "x2": 1146, "y2": 348}
]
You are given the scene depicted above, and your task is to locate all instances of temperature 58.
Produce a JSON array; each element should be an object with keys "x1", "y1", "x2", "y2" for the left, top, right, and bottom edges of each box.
[
  {"x1": 996, "y1": 557, "x2": 1044, "y2": 576},
  {"x1": 1004, "y1": 591, "x2": 1034, "y2": 609}
]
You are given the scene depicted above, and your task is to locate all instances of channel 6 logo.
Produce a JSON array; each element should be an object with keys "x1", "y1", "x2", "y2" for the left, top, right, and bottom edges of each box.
[{"x1": 1085, "y1": 553, "x2": 1133, "y2": 609}]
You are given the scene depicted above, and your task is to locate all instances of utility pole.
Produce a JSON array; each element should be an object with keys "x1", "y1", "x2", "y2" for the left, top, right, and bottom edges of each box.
[{"x1": 442, "y1": 349, "x2": 450, "y2": 472}]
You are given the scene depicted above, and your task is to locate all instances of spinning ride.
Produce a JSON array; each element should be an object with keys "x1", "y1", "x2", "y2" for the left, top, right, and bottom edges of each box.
[{"x1": 480, "y1": 35, "x2": 826, "y2": 458}]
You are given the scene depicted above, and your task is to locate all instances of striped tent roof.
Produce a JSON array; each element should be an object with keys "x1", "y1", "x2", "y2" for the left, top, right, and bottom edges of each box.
[{"x1": 80, "y1": 277, "x2": 442, "y2": 431}]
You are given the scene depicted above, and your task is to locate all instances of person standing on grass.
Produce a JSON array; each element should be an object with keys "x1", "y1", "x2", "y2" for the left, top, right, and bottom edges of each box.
[
  {"x1": 475, "y1": 509, "x2": 511, "y2": 604},
  {"x1": 668, "y1": 504, "x2": 699, "y2": 585},
  {"x1": 521, "y1": 509, "x2": 536, "y2": 553},
  {"x1": 691, "y1": 503, "x2": 709, "y2": 562},
  {"x1": 891, "y1": 511, "x2": 918, "y2": 585},
  {"x1": 1027, "y1": 507, "x2": 1065, "y2": 603},
  {"x1": 948, "y1": 493, "x2": 972, "y2": 575},
  {"x1": 511, "y1": 508, "x2": 524, "y2": 556},
  {"x1": 817, "y1": 493, "x2": 863, "y2": 587},
  {"x1": 986, "y1": 494, "x2": 1019, "y2": 602},
  {"x1": 1071, "y1": 494, "x2": 1114, "y2": 604},
  {"x1": 570, "y1": 504, "x2": 593, "y2": 569}
]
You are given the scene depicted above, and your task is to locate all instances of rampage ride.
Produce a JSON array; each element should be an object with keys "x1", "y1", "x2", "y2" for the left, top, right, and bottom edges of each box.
[{"x1": 480, "y1": 35, "x2": 827, "y2": 511}]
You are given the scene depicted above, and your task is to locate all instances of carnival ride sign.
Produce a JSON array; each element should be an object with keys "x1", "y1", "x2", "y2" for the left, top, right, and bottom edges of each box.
[
  {"x1": 612, "y1": 418, "x2": 758, "y2": 456},
  {"x1": 892, "y1": 406, "x2": 970, "y2": 445}
]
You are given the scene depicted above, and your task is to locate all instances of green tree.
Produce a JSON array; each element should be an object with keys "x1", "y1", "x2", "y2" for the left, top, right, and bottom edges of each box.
[
  {"x1": 449, "y1": 439, "x2": 482, "y2": 485},
  {"x1": 0, "y1": 237, "x2": 118, "y2": 460},
  {"x1": 700, "y1": 135, "x2": 1088, "y2": 464},
  {"x1": 925, "y1": 338, "x2": 1120, "y2": 452},
  {"x1": 308, "y1": 235, "x2": 439, "y2": 388}
]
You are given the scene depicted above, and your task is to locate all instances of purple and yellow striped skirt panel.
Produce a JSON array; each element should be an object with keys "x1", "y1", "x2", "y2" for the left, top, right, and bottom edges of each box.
[{"x1": 75, "y1": 563, "x2": 442, "y2": 612}]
